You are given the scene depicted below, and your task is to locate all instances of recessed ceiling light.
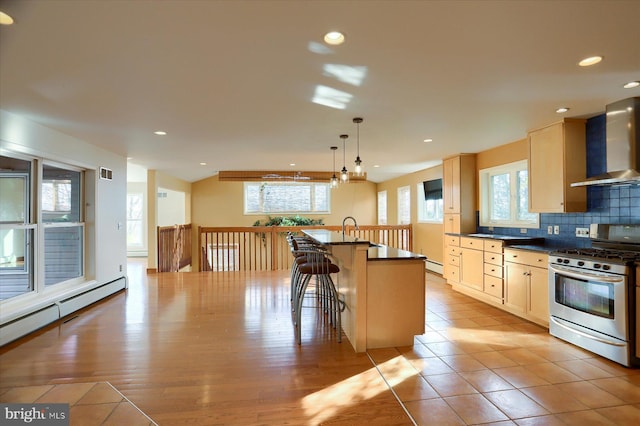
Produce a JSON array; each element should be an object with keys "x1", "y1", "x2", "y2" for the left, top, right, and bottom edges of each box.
[
  {"x1": 556, "y1": 107, "x2": 570, "y2": 113},
  {"x1": 623, "y1": 81, "x2": 640, "y2": 89},
  {"x1": 0, "y1": 11, "x2": 14, "y2": 25},
  {"x1": 127, "y1": 157, "x2": 133, "y2": 160},
  {"x1": 578, "y1": 56, "x2": 603, "y2": 67},
  {"x1": 289, "y1": 163, "x2": 296, "y2": 166},
  {"x1": 200, "y1": 162, "x2": 207, "y2": 166},
  {"x1": 423, "y1": 138, "x2": 433, "y2": 143},
  {"x1": 154, "y1": 130, "x2": 167, "y2": 136},
  {"x1": 324, "y1": 31, "x2": 345, "y2": 46},
  {"x1": 373, "y1": 165, "x2": 380, "y2": 168}
]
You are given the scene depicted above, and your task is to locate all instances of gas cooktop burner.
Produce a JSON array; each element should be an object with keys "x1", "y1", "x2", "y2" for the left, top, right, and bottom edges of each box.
[{"x1": 553, "y1": 248, "x2": 640, "y2": 263}]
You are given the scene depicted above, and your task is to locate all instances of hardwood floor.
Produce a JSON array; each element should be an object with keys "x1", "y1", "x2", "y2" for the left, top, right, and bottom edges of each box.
[
  {"x1": 0, "y1": 259, "x2": 409, "y2": 425},
  {"x1": 2, "y1": 258, "x2": 640, "y2": 425}
]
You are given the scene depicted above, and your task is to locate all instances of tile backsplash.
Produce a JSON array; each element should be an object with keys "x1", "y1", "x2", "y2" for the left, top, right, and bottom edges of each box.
[{"x1": 477, "y1": 114, "x2": 640, "y2": 248}]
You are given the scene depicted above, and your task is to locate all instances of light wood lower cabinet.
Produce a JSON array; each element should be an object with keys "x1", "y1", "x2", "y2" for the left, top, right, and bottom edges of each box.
[
  {"x1": 444, "y1": 234, "x2": 460, "y2": 284},
  {"x1": 452, "y1": 237, "x2": 505, "y2": 304},
  {"x1": 460, "y1": 245, "x2": 483, "y2": 291},
  {"x1": 503, "y1": 249, "x2": 549, "y2": 327}
]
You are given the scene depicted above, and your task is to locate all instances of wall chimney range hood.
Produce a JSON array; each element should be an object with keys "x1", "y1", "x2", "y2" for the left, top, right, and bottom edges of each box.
[{"x1": 571, "y1": 97, "x2": 640, "y2": 187}]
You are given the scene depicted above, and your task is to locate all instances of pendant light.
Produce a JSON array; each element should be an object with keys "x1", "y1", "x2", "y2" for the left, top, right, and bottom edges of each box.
[
  {"x1": 330, "y1": 146, "x2": 339, "y2": 188},
  {"x1": 353, "y1": 117, "x2": 364, "y2": 176},
  {"x1": 340, "y1": 134, "x2": 349, "y2": 183}
]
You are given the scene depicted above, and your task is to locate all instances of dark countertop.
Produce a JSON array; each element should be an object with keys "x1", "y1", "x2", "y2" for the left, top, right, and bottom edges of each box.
[
  {"x1": 504, "y1": 244, "x2": 557, "y2": 254},
  {"x1": 302, "y1": 229, "x2": 370, "y2": 245},
  {"x1": 446, "y1": 232, "x2": 545, "y2": 246},
  {"x1": 367, "y1": 245, "x2": 427, "y2": 261},
  {"x1": 302, "y1": 229, "x2": 426, "y2": 261}
]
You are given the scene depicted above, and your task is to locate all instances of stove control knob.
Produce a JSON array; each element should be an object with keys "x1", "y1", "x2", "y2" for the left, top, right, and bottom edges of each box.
[
  {"x1": 563, "y1": 259, "x2": 570, "y2": 264},
  {"x1": 577, "y1": 261, "x2": 585, "y2": 266},
  {"x1": 594, "y1": 263, "x2": 601, "y2": 269},
  {"x1": 602, "y1": 265, "x2": 610, "y2": 271},
  {"x1": 556, "y1": 258, "x2": 563, "y2": 263}
]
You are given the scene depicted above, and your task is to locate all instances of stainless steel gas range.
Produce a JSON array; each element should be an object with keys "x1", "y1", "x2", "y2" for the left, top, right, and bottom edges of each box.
[{"x1": 548, "y1": 224, "x2": 640, "y2": 367}]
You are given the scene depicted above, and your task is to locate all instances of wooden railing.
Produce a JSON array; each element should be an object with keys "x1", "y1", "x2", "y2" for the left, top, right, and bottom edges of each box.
[
  {"x1": 157, "y1": 223, "x2": 192, "y2": 272},
  {"x1": 198, "y1": 224, "x2": 412, "y2": 272}
]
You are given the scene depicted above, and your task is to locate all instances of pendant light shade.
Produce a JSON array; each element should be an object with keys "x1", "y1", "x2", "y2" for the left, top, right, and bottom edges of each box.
[
  {"x1": 330, "y1": 146, "x2": 339, "y2": 188},
  {"x1": 340, "y1": 134, "x2": 349, "y2": 183},
  {"x1": 353, "y1": 117, "x2": 364, "y2": 177}
]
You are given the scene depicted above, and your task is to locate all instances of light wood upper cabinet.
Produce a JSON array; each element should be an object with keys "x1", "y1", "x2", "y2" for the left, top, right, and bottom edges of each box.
[
  {"x1": 444, "y1": 213, "x2": 460, "y2": 235},
  {"x1": 442, "y1": 154, "x2": 476, "y2": 233},
  {"x1": 443, "y1": 156, "x2": 461, "y2": 213},
  {"x1": 528, "y1": 119, "x2": 586, "y2": 213}
]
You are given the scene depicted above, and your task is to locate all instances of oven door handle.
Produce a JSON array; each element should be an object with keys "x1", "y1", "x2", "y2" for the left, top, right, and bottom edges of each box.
[
  {"x1": 548, "y1": 264, "x2": 625, "y2": 283},
  {"x1": 550, "y1": 317, "x2": 626, "y2": 346}
]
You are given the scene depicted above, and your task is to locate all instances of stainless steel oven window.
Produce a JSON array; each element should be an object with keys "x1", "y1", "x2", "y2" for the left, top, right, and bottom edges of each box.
[{"x1": 554, "y1": 275, "x2": 615, "y2": 319}]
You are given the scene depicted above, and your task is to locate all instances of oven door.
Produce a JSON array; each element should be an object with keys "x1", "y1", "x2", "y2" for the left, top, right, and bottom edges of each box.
[{"x1": 548, "y1": 264, "x2": 628, "y2": 341}]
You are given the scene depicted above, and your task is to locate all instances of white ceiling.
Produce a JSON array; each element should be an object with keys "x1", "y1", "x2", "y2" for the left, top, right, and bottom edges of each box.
[{"x1": 1, "y1": 0, "x2": 639, "y2": 183}]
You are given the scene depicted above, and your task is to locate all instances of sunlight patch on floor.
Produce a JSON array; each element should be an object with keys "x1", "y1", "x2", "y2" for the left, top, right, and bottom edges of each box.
[{"x1": 301, "y1": 356, "x2": 417, "y2": 424}]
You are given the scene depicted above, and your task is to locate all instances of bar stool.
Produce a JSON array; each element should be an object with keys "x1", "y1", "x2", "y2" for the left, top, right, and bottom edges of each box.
[{"x1": 292, "y1": 246, "x2": 343, "y2": 344}]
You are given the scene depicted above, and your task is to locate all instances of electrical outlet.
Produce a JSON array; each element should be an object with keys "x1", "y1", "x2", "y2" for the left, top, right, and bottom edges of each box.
[
  {"x1": 547, "y1": 226, "x2": 553, "y2": 235},
  {"x1": 554, "y1": 225, "x2": 560, "y2": 235},
  {"x1": 575, "y1": 227, "x2": 589, "y2": 238},
  {"x1": 520, "y1": 228, "x2": 527, "y2": 234}
]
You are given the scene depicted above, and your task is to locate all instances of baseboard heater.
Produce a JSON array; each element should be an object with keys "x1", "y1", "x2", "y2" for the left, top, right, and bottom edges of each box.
[
  {"x1": 425, "y1": 260, "x2": 443, "y2": 275},
  {"x1": 0, "y1": 277, "x2": 126, "y2": 346}
]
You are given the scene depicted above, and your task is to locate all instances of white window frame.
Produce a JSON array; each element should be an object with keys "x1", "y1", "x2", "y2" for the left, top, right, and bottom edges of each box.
[
  {"x1": 397, "y1": 186, "x2": 411, "y2": 225},
  {"x1": 417, "y1": 182, "x2": 443, "y2": 223},
  {"x1": 377, "y1": 190, "x2": 387, "y2": 225},
  {"x1": 0, "y1": 154, "x2": 89, "y2": 302},
  {"x1": 243, "y1": 182, "x2": 330, "y2": 215},
  {"x1": 479, "y1": 160, "x2": 539, "y2": 229}
]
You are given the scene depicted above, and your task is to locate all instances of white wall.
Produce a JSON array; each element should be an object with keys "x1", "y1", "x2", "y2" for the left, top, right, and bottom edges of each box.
[{"x1": 158, "y1": 188, "x2": 186, "y2": 226}]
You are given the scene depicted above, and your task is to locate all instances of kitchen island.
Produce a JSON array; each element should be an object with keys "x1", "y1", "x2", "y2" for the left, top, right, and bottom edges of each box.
[{"x1": 302, "y1": 229, "x2": 427, "y2": 352}]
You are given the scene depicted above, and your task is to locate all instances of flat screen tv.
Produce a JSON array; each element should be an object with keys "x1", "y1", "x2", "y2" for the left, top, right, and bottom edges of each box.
[{"x1": 423, "y1": 178, "x2": 442, "y2": 201}]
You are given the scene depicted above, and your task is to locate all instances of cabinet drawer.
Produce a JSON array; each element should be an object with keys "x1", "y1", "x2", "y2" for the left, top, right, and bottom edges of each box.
[
  {"x1": 484, "y1": 263, "x2": 502, "y2": 278},
  {"x1": 446, "y1": 235, "x2": 460, "y2": 247},
  {"x1": 460, "y1": 237, "x2": 483, "y2": 249},
  {"x1": 484, "y1": 240, "x2": 503, "y2": 253},
  {"x1": 484, "y1": 275, "x2": 503, "y2": 298},
  {"x1": 446, "y1": 266, "x2": 460, "y2": 283},
  {"x1": 448, "y1": 246, "x2": 461, "y2": 256},
  {"x1": 484, "y1": 252, "x2": 503, "y2": 265},
  {"x1": 504, "y1": 249, "x2": 548, "y2": 266},
  {"x1": 448, "y1": 254, "x2": 460, "y2": 267}
]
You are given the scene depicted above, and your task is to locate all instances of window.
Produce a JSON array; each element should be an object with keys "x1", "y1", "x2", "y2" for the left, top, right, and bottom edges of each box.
[
  {"x1": 0, "y1": 155, "x2": 87, "y2": 301},
  {"x1": 479, "y1": 160, "x2": 538, "y2": 228},
  {"x1": 377, "y1": 191, "x2": 387, "y2": 225},
  {"x1": 244, "y1": 182, "x2": 330, "y2": 214},
  {"x1": 397, "y1": 186, "x2": 411, "y2": 225},
  {"x1": 417, "y1": 179, "x2": 443, "y2": 223},
  {"x1": 127, "y1": 193, "x2": 144, "y2": 247},
  {"x1": 0, "y1": 157, "x2": 34, "y2": 300},
  {"x1": 42, "y1": 163, "x2": 84, "y2": 287}
]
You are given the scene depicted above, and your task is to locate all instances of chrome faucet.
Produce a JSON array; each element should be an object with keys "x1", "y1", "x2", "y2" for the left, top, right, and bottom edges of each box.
[{"x1": 342, "y1": 216, "x2": 359, "y2": 237}]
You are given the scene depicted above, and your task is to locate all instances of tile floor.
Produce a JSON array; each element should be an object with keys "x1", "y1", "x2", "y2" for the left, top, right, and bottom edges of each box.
[
  {"x1": 369, "y1": 273, "x2": 640, "y2": 425},
  {"x1": 0, "y1": 382, "x2": 157, "y2": 425}
]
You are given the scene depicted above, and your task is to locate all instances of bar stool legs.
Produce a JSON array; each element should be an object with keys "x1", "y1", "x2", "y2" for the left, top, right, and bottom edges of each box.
[{"x1": 286, "y1": 235, "x2": 344, "y2": 345}]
